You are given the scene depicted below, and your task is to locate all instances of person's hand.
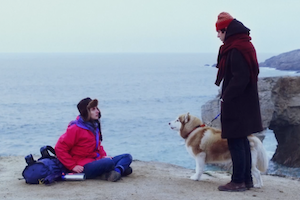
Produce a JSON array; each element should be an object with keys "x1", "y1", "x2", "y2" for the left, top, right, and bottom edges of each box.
[{"x1": 72, "y1": 165, "x2": 84, "y2": 173}]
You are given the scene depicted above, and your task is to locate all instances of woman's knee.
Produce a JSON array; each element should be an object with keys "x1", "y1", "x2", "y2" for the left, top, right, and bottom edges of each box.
[
  {"x1": 104, "y1": 158, "x2": 115, "y2": 170},
  {"x1": 124, "y1": 153, "x2": 133, "y2": 161}
]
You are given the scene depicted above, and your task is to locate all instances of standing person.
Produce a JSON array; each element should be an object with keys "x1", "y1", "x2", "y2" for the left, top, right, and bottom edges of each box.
[
  {"x1": 214, "y1": 12, "x2": 263, "y2": 192},
  {"x1": 55, "y1": 97, "x2": 133, "y2": 182}
]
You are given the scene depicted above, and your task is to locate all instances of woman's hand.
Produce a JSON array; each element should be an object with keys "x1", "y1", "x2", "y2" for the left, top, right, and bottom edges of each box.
[
  {"x1": 104, "y1": 156, "x2": 113, "y2": 159},
  {"x1": 72, "y1": 165, "x2": 84, "y2": 173}
]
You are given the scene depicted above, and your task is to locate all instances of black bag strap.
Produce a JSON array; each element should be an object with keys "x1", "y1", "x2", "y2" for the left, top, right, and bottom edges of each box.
[{"x1": 40, "y1": 146, "x2": 56, "y2": 158}]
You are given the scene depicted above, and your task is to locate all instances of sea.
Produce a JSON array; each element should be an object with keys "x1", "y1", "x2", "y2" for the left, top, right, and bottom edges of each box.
[{"x1": 0, "y1": 53, "x2": 299, "y2": 178}]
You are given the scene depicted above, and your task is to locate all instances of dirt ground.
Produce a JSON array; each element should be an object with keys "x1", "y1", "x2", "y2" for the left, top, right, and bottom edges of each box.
[{"x1": 0, "y1": 156, "x2": 299, "y2": 200}]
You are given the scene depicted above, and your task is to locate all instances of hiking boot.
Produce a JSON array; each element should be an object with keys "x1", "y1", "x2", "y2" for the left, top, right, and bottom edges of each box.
[
  {"x1": 107, "y1": 170, "x2": 121, "y2": 182},
  {"x1": 122, "y1": 167, "x2": 133, "y2": 177},
  {"x1": 245, "y1": 181, "x2": 254, "y2": 189},
  {"x1": 218, "y1": 181, "x2": 247, "y2": 192}
]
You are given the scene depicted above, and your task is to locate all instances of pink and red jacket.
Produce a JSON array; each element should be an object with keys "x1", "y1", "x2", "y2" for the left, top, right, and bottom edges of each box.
[{"x1": 55, "y1": 120, "x2": 107, "y2": 171}]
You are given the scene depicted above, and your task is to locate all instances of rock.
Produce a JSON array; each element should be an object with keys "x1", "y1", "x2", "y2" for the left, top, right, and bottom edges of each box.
[
  {"x1": 271, "y1": 125, "x2": 300, "y2": 167},
  {"x1": 259, "y1": 49, "x2": 300, "y2": 71},
  {"x1": 201, "y1": 76, "x2": 300, "y2": 167},
  {"x1": 258, "y1": 77, "x2": 280, "y2": 129},
  {"x1": 269, "y1": 77, "x2": 300, "y2": 167},
  {"x1": 201, "y1": 96, "x2": 221, "y2": 128}
]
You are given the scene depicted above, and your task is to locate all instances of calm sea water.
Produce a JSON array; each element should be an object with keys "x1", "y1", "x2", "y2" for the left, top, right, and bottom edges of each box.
[{"x1": 0, "y1": 53, "x2": 299, "y2": 177}]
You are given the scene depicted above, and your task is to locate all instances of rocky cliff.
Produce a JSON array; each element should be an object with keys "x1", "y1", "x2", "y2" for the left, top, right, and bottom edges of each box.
[
  {"x1": 201, "y1": 76, "x2": 300, "y2": 167},
  {"x1": 260, "y1": 49, "x2": 300, "y2": 72}
]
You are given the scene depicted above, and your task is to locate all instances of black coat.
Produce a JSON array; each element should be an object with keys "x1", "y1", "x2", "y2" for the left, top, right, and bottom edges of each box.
[{"x1": 220, "y1": 20, "x2": 263, "y2": 138}]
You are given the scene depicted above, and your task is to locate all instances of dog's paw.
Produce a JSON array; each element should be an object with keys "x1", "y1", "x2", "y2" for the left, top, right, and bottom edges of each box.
[
  {"x1": 254, "y1": 183, "x2": 262, "y2": 188},
  {"x1": 190, "y1": 174, "x2": 200, "y2": 181}
]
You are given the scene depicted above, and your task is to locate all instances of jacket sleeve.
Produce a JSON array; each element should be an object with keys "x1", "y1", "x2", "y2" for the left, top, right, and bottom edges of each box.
[
  {"x1": 222, "y1": 48, "x2": 250, "y2": 102},
  {"x1": 99, "y1": 144, "x2": 107, "y2": 158},
  {"x1": 55, "y1": 126, "x2": 78, "y2": 170}
]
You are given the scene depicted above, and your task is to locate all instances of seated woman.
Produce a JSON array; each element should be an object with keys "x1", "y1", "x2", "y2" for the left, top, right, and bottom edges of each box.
[{"x1": 55, "y1": 97, "x2": 132, "y2": 182}]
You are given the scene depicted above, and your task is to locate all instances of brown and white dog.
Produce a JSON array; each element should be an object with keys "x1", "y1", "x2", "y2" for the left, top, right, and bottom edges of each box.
[{"x1": 169, "y1": 113, "x2": 268, "y2": 188}]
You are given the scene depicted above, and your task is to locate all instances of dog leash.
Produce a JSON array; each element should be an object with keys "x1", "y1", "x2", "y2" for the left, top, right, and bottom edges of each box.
[{"x1": 207, "y1": 113, "x2": 220, "y2": 126}]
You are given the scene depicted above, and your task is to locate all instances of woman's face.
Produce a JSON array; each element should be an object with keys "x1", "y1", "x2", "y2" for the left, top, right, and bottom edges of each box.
[
  {"x1": 217, "y1": 30, "x2": 226, "y2": 42},
  {"x1": 89, "y1": 106, "x2": 100, "y2": 120}
]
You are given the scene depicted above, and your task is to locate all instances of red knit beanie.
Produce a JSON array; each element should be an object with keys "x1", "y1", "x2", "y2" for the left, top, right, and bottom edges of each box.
[{"x1": 215, "y1": 12, "x2": 234, "y2": 31}]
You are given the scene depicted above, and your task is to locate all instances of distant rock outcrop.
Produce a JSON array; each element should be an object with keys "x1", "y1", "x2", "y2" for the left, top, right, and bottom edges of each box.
[
  {"x1": 201, "y1": 76, "x2": 300, "y2": 167},
  {"x1": 259, "y1": 49, "x2": 300, "y2": 72}
]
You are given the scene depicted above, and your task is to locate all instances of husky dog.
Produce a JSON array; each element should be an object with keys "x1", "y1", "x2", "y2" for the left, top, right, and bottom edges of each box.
[{"x1": 169, "y1": 113, "x2": 268, "y2": 188}]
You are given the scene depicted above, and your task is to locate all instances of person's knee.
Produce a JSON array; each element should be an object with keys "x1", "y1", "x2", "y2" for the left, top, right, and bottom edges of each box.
[
  {"x1": 124, "y1": 153, "x2": 133, "y2": 161},
  {"x1": 107, "y1": 159, "x2": 115, "y2": 170},
  {"x1": 97, "y1": 158, "x2": 115, "y2": 171}
]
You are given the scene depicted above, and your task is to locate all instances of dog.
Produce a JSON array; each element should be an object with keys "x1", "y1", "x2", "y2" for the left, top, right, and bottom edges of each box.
[{"x1": 169, "y1": 113, "x2": 268, "y2": 188}]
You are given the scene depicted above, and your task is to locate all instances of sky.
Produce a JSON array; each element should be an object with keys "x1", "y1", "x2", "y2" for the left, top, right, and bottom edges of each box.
[{"x1": 0, "y1": 0, "x2": 299, "y2": 54}]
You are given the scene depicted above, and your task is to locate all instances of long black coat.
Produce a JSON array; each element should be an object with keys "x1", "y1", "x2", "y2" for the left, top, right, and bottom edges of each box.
[{"x1": 220, "y1": 48, "x2": 263, "y2": 138}]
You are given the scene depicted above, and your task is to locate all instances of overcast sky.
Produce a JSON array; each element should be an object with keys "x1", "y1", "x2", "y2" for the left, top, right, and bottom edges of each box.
[{"x1": 0, "y1": 0, "x2": 299, "y2": 54}]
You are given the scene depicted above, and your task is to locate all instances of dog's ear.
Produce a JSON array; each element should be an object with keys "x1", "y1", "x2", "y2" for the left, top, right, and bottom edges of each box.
[{"x1": 184, "y1": 112, "x2": 190, "y2": 123}]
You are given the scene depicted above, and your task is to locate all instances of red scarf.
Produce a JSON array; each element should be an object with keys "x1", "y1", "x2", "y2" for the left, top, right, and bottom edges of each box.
[{"x1": 215, "y1": 33, "x2": 259, "y2": 86}]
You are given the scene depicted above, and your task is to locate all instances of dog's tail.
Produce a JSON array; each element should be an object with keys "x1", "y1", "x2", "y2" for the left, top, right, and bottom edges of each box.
[{"x1": 249, "y1": 136, "x2": 269, "y2": 172}]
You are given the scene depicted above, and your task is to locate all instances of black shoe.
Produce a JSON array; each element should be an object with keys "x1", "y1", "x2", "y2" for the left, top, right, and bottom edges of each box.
[
  {"x1": 245, "y1": 181, "x2": 254, "y2": 189},
  {"x1": 122, "y1": 167, "x2": 132, "y2": 176}
]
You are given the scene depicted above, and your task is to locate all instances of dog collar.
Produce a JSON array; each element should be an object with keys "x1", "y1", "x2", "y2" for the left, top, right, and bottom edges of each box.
[{"x1": 185, "y1": 124, "x2": 205, "y2": 139}]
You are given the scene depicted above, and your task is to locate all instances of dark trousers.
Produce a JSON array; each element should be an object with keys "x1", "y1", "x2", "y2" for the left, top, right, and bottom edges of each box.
[
  {"x1": 83, "y1": 153, "x2": 132, "y2": 179},
  {"x1": 227, "y1": 137, "x2": 252, "y2": 184}
]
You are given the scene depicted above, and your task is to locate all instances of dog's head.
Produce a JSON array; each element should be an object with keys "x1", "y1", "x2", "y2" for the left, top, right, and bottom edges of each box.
[{"x1": 169, "y1": 113, "x2": 204, "y2": 139}]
